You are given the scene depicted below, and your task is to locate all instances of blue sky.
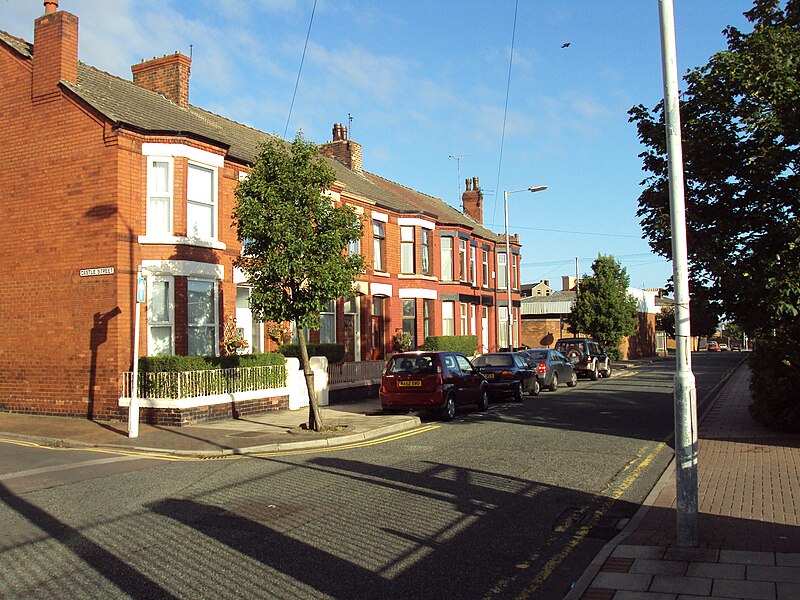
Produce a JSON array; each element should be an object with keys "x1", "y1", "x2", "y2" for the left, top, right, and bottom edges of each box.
[{"x1": 3, "y1": 0, "x2": 752, "y2": 290}]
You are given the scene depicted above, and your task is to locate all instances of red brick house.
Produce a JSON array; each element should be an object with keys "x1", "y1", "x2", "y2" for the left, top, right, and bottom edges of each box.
[{"x1": 0, "y1": 2, "x2": 523, "y2": 421}]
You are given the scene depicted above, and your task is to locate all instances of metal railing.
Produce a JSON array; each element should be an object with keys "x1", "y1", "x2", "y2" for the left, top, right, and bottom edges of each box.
[
  {"x1": 327, "y1": 360, "x2": 385, "y2": 385},
  {"x1": 121, "y1": 364, "x2": 287, "y2": 400}
]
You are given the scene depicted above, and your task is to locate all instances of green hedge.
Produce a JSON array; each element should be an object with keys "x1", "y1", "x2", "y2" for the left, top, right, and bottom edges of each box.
[
  {"x1": 749, "y1": 336, "x2": 800, "y2": 432},
  {"x1": 278, "y1": 343, "x2": 345, "y2": 364},
  {"x1": 422, "y1": 335, "x2": 478, "y2": 356},
  {"x1": 138, "y1": 352, "x2": 285, "y2": 373}
]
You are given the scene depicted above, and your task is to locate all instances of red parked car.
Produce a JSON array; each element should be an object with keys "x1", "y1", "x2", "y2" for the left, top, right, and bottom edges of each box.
[
  {"x1": 707, "y1": 340, "x2": 721, "y2": 351},
  {"x1": 380, "y1": 351, "x2": 489, "y2": 421}
]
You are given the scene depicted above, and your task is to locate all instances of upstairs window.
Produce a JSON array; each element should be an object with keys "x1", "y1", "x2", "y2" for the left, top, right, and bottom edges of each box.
[
  {"x1": 498, "y1": 252, "x2": 508, "y2": 290},
  {"x1": 482, "y1": 250, "x2": 489, "y2": 287},
  {"x1": 373, "y1": 221, "x2": 386, "y2": 271},
  {"x1": 440, "y1": 237, "x2": 453, "y2": 281},
  {"x1": 187, "y1": 163, "x2": 216, "y2": 240},
  {"x1": 459, "y1": 239, "x2": 468, "y2": 281},
  {"x1": 147, "y1": 158, "x2": 173, "y2": 236},
  {"x1": 470, "y1": 246, "x2": 477, "y2": 285},
  {"x1": 401, "y1": 226, "x2": 415, "y2": 274},
  {"x1": 421, "y1": 229, "x2": 431, "y2": 275}
]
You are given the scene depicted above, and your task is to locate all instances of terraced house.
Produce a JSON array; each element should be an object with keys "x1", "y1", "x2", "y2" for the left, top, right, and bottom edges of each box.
[{"x1": 0, "y1": 2, "x2": 524, "y2": 422}]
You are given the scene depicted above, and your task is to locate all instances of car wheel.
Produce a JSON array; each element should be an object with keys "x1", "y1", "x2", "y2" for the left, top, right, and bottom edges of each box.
[
  {"x1": 549, "y1": 372, "x2": 559, "y2": 392},
  {"x1": 513, "y1": 382, "x2": 524, "y2": 402},
  {"x1": 529, "y1": 379, "x2": 540, "y2": 396},
  {"x1": 589, "y1": 362, "x2": 599, "y2": 381},
  {"x1": 441, "y1": 394, "x2": 456, "y2": 421},
  {"x1": 567, "y1": 371, "x2": 578, "y2": 387},
  {"x1": 602, "y1": 363, "x2": 613, "y2": 378},
  {"x1": 477, "y1": 388, "x2": 489, "y2": 412}
]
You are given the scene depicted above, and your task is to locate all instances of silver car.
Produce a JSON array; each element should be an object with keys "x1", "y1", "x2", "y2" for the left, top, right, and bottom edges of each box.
[{"x1": 522, "y1": 348, "x2": 577, "y2": 391}]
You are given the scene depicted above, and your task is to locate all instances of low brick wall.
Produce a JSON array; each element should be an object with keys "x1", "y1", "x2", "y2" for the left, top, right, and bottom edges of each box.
[{"x1": 137, "y1": 394, "x2": 289, "y2": 426}]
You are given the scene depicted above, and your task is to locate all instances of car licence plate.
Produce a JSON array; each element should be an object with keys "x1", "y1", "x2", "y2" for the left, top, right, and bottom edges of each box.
[
  {"x1": 398, "y1": 380, "x2": 422, "y2": 387},
  {"x1": 484, "y1": 373, "x2": 495, "y2": 379}
]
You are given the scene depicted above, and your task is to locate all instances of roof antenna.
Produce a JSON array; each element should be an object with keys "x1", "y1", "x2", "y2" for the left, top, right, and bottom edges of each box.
[
  {"x1": 188, "y1": 44, "x2": 193, "y2": 78},
  {"x1": 348, "y1": 113, "x2": 353, "y2": 139}
]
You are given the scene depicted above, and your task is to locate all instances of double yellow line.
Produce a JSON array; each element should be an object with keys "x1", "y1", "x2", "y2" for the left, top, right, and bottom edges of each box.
[{"x1": 0, "y1": 424, "x2": 441, "y2": 462}]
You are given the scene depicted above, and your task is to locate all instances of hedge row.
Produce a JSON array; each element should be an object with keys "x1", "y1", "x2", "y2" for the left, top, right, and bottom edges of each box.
[
  {"x1": 138, "y1": 352, "x2": 286, "y2": 373},
  {"x1": 422, "y1": 335, "x2": 478, "y2": 356},
  {"x1": 278, "y1": 343, "x2": 345, "y2": 364}
]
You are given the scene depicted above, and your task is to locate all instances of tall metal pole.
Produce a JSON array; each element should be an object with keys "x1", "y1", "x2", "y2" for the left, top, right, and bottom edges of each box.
[
  {"x1": 503, "y1": 186, "x2": 547, "y2": 351},
  {"x1": 658, "y1": 0, "x2": 698, "y2": 547},
  {"x1": 504, "y1": 190, "x2": 513, "y2": 350}
]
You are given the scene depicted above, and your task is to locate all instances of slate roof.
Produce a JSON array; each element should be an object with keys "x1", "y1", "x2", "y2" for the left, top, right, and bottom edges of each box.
[{"x1": 1, "y1": 28, "x2": 506, "y2": 244}]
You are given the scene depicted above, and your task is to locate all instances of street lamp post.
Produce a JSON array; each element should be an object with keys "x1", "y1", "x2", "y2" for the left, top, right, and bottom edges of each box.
[{"x1": 504, "y1": 185, "x2": 547, "y2": 350}]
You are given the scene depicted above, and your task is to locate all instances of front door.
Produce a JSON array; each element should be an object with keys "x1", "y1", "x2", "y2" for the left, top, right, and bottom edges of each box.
[
  {"x1": 371, "y1": 296, "x2": 385, "y2": 360},
  {"x1": 343, "y1": 314, "x2": 355, "y2": 362}
]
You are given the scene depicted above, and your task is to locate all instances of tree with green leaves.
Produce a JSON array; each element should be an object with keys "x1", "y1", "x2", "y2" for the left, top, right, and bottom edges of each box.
[
  {"x1": 656, "y1": 284, "x2": 720, "y2": 340},
  {"x1": 567, "y1": 255, "x2": 638, "y2": 360},
  {"x1": 233, "y1": 134, "x2": 364, "y2": 431},
  {"x1": 629, "y1": 0, "x2": 800, "y2": 428}
]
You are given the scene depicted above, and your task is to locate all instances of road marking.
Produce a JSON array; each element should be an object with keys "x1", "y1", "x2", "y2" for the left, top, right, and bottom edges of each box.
[
  {"x1": 0, "y1": 424, "x2": 442, "y2": 462},
  {"x1": 484, "y1": 441, "x2": 668, "y2": 599},
  {"x1": 0, "y1": 455, "x2": 148, "y2": 481}
]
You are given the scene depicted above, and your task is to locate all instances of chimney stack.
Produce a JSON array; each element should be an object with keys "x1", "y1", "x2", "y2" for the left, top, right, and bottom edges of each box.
[
  {"x1": 462, "y1": 176, "x2": 483, "y2": 223},
  {"x1": 320, "y1": 122, "x2": 363, "y2": 173},
  {"x1": 131, "y1": 52, "x2": 192, "y2": 108},
  {"x1": 32, "y1": 0, "x2": 78, "y2": 103}
]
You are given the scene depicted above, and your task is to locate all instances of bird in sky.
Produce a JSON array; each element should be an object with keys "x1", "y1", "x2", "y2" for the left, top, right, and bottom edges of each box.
[{"x1": 561, "y1": 42, "x2": 571, "y2": 48}]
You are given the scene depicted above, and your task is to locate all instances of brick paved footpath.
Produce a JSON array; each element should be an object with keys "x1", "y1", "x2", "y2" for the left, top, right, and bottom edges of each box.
[{"x1": 569, "y1": 363, "x2": 800, "y2": 600}]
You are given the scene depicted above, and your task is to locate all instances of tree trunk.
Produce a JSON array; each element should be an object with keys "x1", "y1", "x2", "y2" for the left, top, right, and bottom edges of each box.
[{"x1": 297, "y1": 331, "x2": 323, "y2": 431}]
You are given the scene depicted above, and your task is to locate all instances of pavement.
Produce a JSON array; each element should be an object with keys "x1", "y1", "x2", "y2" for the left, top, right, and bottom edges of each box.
[
  {"x1": 566, "y1": 362, "x2": 800, "y2": 600},
  {"x1": 3, "y1": 358, "x2": 799, "y2": 599},
  {"x1": 0, "y1": 398, "x2": 422, "y2": 456}
]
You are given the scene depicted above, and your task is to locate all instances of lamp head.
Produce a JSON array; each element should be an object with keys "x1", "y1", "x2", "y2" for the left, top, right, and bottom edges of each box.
[{"x1": 528, "y1": 185, "x2": 548, "y2": 193}]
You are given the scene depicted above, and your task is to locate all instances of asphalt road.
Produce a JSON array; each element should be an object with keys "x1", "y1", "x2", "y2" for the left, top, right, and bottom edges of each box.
[{"x1": 0, "y1": 352, "x2": 745, "y2": 599}]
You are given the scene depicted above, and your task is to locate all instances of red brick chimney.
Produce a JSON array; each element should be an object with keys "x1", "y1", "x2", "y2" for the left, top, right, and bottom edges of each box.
[
  {"x1": 320, "y1": 123, "x2": 363, "y2": 173},
  {"x1": 131, "y1": 53, "x2": 192, "y2": 108},
  {"x1": 462, "y1": 176, "x2": 483, "y2": 223},
  {"x1": 32, "y1": 0, "x2": 79, "y2": 103}
]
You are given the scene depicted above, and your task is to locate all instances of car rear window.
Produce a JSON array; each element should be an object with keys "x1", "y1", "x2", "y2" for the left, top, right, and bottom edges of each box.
[
  {"x1": 555, "y1": 341, "x2": 583, "y2": 354},
  {"x1": 528, "y1": 351, "x2": 547, "y2": 360},
  {"x1": 386, "y1": 355, "x2": 437, "y2": 374},
  {"x1": 473, "y1": 354, "x2": 513, "y2": 367}
]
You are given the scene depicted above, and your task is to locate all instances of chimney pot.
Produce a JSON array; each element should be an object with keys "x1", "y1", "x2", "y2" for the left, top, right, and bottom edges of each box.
[
  {"x1": 465, "y1": 178, "x2": 472, "y2": 191},
  {"x1": 473, "y1": 176, "x2": 479, "y2": 189},
  {"x1": 44, "y1": 0, "x2": 58, "y2": 14}
]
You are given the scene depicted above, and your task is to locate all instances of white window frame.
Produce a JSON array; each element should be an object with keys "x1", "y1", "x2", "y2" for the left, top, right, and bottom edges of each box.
[
  {"x1": 187, "y1": 278, "x2": 219, "y2": 356},
  {"x1": 441, "y1": 237, "x2": 453, "y2": 281},
  {"x1": 373, "y1": 220, "x2": 386, "y2": 272},
  {"x1": 442, "y1": 301, "x2": 455, "y2": 336},
  {"x1": 147, "y1": 275, "x2": 175, "y2": 355},
  {"x1": 146, "y1": 156, "x2": 174, "y2": 237},
  {"x1": 498, "y1": 252, "x2": 509, "y2": 290},
  {"x1": 482, "y1": 250, "x2": 489, "y2": 288},
  {"x1": 459, "y1": 303, "x2": 468, "y2": 335},
  {"x1": 400, "y1": 226, "x2": 415, "y2": 274},
  {"x1": 186, "y1": 161, "x2": 218, "y2": 242},
  {"x1": 470, "y1": 246, "x2": 477, "y2": 285},
  {"x1": 498, "y1": 306, "x2": 509, "y2": 349},
  {"x1": 421, "y1": 229, "x2": 430, "y2": 275},
  {"x1": 459, "y1": 239, "x2": 468, "y2": 282},
  {"x1": 320, "y1": 300, "x2": 336, "y2": 344}
]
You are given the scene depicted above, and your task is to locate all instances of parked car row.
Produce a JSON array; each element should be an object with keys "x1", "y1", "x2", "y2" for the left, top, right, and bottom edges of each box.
[{"x1": 380, "y1": 338, "x2": 612, "y2": 421}]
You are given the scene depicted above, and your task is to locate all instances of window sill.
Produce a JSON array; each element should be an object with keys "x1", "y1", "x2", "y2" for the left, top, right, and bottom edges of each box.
[
  {"x1": 139, "y1": 235, "x2": 226, "y2": 250},
  {"x1": 372, "y1": 271, "x2": 391, "y2": 278},
  {"x1": 398, "y1": 273, "x2": 438, "y2": 281}
]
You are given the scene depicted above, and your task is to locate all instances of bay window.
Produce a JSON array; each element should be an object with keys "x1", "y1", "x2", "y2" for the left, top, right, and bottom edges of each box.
[
  {"x1": 441, "y1": 237, "x2": 453, "y2": 281},
  {"x1": 188, "y1": 279, "x2": 217, "y2": 355},
  {"x1": 498, "y1": 252, "x2": 508, "y2": 289},
  {"x1": 148, "y1": 276, "x2": 174, "y2": 355},
  {"x1": 442, "y1": 301, "x2": 455, "y2": 336},
  {"x1": 187, "y1": 163, "x2": 216, "y2": 240},
  {"x1": 401, "y1": 226, "x2": 415, "y2": 274},
  {"x1": 147, "y1": 158, "x2": 173, "y2": 236}
]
